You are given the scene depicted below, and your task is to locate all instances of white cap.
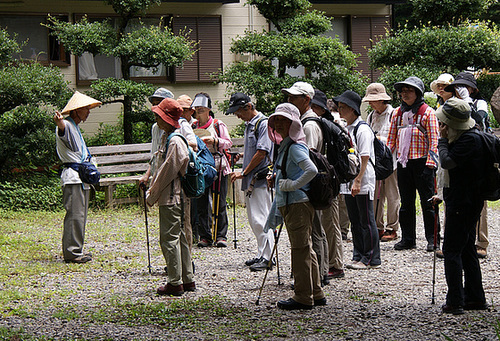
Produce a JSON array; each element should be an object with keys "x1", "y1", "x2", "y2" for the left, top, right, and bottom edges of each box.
[{"x1": 282, "y1": 81, "x2": 315, "y2": 99}]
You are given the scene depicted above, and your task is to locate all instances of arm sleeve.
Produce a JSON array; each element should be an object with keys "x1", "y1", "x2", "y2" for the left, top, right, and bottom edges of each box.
[
  {"x1": 425, "y1": 110, "x2": 439, "y2": 168},
  {"x1": 289, "y1": 157, "x2": 318, "y2": 191},
  {"x1": 215, "y1": 121, "x2": 233, "y2": 150},
  {"x1": 386, "y1": 109, "x2": 399, "y2": 153},
  {"x1": 438, "y1": 138, "x2": 457, "y2": 170}
]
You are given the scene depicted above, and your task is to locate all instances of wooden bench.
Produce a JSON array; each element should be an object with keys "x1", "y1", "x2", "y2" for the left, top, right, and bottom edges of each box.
[{"x1": 88, "y1": 143, "x2": 151, "y2": 207}]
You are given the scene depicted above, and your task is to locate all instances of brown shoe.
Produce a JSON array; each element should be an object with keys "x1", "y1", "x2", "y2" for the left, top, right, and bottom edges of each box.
[
  {"x1": 64, "y1": 254, "x2": 92, "y2": 264},
  {"x1": 378, "y1": 229, "x2": 385, "y2": 239},
  {"x1": 183, "y1": 282, "x2": 196, "y2": 292},
  {"x1": 381, "y1": 230, "x2": 397, "y2": 242},
  {"x1": 476, "y1": 246, "x2": 487, "y2": 259},
  {"x1": 436, "y1": 249, "x2": 444, "y2": 259},
  {"x1": 157, "y1": 283, "x2": 184, "y2": 296},
  {"x1": 327, "y1": 267, "x2": 345, "y2": 279}
]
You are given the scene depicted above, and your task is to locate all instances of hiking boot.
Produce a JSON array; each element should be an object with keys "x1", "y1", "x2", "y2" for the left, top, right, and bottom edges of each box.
[
  {"x1": 216, "y1": 238, "x2": 227, "y2": 248},
  {"x1": 464, "y1": 301, "x2": 489, "y2": 311},
  {"x1": 436, "y1": 250, "x2": 444, "y2": 259},
  {"x1": 476, "y1": 246, "x2": 487, "y2": 259},
  {"x1": 441, "y1": 303, "x2": 464, "y2": 315},
  {"x1": 245, "y1": 257, "x2": 261, "y2": 266},
  {"x1": 394, "y1": 240, "x2": 416, "y2": 250},
  {"x1": 157, "y1": 283, "x2": 184, "y2": 296},
  {"x1": 183, "y1": 282, "x2": 196, "y2": 292},
  {"x1": 381, "y1": 230, "x2": 397, "y2": 242},
  {"x1": 327, "y1": 267, "x2": 345, "y2": 279},
  {"x1": 277, "y1": 298, "x2": 313, "y2": 310},
  {"x1": 197, "y1": 239, "x2": 212, "y2": 247},
  {"x1": 321, "y1": 275, "x2": 330, "y2": 287},
  {"x1": 314, "y1": 297, "x2": 327, "y2": 306},
  {"x1": 64, "y1": 254, "x2": 92, "y2": 264}
]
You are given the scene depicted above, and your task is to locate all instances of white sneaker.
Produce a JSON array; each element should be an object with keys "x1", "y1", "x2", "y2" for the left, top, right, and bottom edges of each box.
[
  {"x1": 368, "y1": 264, "x2": 381, "y2": 269},
  {"x1": 346, "y1": 261, "x2": 368, "y2": 270}
]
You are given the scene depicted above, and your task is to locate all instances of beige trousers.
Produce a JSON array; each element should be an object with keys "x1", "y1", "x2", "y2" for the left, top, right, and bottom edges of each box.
[
  {"x1": 280, "y1": 202, "x2": 324, "y2": 306},
  {"x1": 62, "y1": 184, "x2": 89, "y2": 260},
  {"x1": 476, "y1": 201, "x2": 488, "y2": 249},
  {"x1": 321, "y1": 196, "x2": 344, "y2": 270}
]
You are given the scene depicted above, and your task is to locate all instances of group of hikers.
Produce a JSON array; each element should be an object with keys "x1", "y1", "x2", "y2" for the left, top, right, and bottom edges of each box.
[{"x1": 54, "y1": 71, "x2": 492, "y2": 314}]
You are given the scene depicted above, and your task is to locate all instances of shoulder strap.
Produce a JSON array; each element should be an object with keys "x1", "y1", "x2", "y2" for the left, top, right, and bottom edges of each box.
[
  {"x1": 165, "y1": 132, "x2": 189, "y2": 156},
  {"x1": 254, "y1": 116, "x2": 268, "y2": 140},
  {"x1": 65, "y1": 116, "x2": 88, "y2": 163}
]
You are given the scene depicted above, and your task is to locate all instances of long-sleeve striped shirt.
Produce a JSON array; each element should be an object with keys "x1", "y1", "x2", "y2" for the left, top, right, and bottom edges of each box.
[{"x1": 386, "y1": 104, "x2": 439, "y2": 168}]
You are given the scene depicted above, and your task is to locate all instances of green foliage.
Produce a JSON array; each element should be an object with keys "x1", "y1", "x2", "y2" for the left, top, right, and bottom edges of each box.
[
  {"x1": 369, "y1": 22, "x2": 500, "y2": 71},
  {"x1": 47, "y1": 1, "x2": 195, "y2": 143},
  {"x1": 0, "y1": 173, "x2": 62, "y2": 211},
  {"x1": 0, "y1": 105, "x2": 59, "y2": 174},
  {"x1": 85, "y1": 121, "x2": 124, "y2": 146},
  {"x1": 114, "y1": 24, "x2": 195, "y2": 68},
  {"x1": 410, "y1": 0, "x2": 487, "y2": 26},
  {"x1": 0, "y1": 62, "x2": 71, "y2": 114},
  {"x1": 87, "y1": 78, "x2": 155, "y2": 112},
  {"x1": 219, "y1": 0, "x2": 362, "y2": 113},
  {"x1": 46, "y1": 16, "x2": 116, "y2": 56},
  {"x1": 477, "y1": 73, "x2": 500, "y2": 102},
  {"x1": 247, "y1": 0, "x2": 311, "y2": 23},
  {"x1": 0, "y1": 28, "x2": 21, "y2": 65}
]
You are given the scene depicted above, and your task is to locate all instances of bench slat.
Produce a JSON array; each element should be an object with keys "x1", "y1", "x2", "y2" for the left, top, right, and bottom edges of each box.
[
  {"x1": 94, "y1": 153, "x2": 151, "y2": 166},
  {"x1": 98, "y1": 163, "x2": 149, "y2": 175},
  {"x1": 89, "y1": 143, "x2": 152, "y2": 155},
  {"x1": 98, "y1": 175, "x2": 142, "y2": 186}
]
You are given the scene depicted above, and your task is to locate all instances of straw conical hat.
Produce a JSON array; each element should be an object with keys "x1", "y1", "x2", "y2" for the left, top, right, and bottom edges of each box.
[{"x1": 61, "y1": 91, "x2": 102, "y2": 115}]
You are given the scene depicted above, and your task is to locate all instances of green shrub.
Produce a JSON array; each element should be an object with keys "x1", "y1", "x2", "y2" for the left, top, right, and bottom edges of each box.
[
  {"x1": 0, "y1": 105, "x2": 59, "y2": 174},
  {"x1": 477, "y1": 73, "x2": 500, "y2": 102},
  {"x1": 0, "y1": 173, "x2": 62, "y2": 211},
  {"x1": 0, "y1": 62, "x2": 71, "y2": 114}
]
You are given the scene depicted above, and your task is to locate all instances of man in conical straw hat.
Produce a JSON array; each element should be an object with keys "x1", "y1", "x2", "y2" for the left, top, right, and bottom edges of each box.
[{"x1": 53, "y1": 91, "x2": 101, "y2": 264}]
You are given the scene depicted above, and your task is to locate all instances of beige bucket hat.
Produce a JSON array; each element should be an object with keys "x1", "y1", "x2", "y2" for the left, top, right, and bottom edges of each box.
[
  {"x1": 61, "y1": 91, "x2": 102, "y2": 115},
  {"x1": 362, "y1": 83, "x2": 391, "y2": 102},
  {"x1": 430, "y1": 73, "x2": 455, "y2": 95}
]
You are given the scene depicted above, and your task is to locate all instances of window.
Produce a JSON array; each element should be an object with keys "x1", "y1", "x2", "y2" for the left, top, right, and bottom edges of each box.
[
  {"x1": 350, "y1": 16, "x2": 390, "y2": 82},
  {"x1": 76, "y1": 14, "x2": 222, "y2": 84},
  {"x1": 0, "y1": 13, "x2": 70, "y2": 66}
]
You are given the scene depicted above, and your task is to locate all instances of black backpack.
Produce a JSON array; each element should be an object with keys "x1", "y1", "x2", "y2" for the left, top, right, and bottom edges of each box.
[
  {"x1": 353, "y1": 121, "x2": 394, "y2": 181},
  {"x1": 282, "y1": 144, "x2": 338, "y2": 210},
  {"x1": 475, "y1": 130, "x2": 500, "y2": 201},
  {"x1": 303, "y1": 117, "x2": 359, "y2": 183}
]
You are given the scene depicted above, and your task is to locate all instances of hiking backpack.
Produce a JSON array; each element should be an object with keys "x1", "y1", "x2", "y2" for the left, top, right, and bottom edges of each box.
[
  {"x1": 302, "y1": 117, "x2": 359, "y2": 183},
  {"x1": 194, "y1": 135, "x2": 217, "y2": 189},
  {"x1": 475, "y1": 130, "x2": 500, "y2": 201},
  {"x1": 282, "y1": 144, "x2": 339, "y2": 210},
  {"x1": 353, "y1": 121, "x2": 394, "y2": 181},
  {"x1": 166, "y1": 133, "x2": 205, "y2": 198}
]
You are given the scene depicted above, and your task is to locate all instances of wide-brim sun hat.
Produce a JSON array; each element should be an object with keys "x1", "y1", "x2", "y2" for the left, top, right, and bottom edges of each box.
[
  {"x1": 444, "y1": 72, "x2": 478, "y2": 93},
  {"x1": 333, "y1": 90, "x2": 362, "y2": 116},
  {"x1": 268, "y1": 103, "x2": 306, "y2": 144},
  {"x1": 362, "y1": 83, "x2": 391, "y2": 102},
  {"x1": 152, "y1": 98, "x2": 182, "y2": 129},
  {"x1": 311, "y1": 89, "x2": 329, "y2": 114},
  {"x1": 394, "y1": 76, "x2": 425, "y2": 97},
  {"x1": 435, "y1": 97, "x2": 475, "y2": 130},
  {"x1": 61, "y1": 91, "x2": 102, "y2": 115},
  {"x1": 430, "y1": 73, "x2": 455, "y2": 95},
  {"x1": 148, "y1": 88, "x2": 174, "y2": 103}
]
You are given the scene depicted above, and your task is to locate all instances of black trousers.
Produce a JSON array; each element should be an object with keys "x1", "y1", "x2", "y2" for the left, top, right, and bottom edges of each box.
[
  {"x1": 443, "y1": 199, "x2": 485, "y2": 307},
  {"x1": 196, "y1": 174, "x2": 228, "y2": 243},
  {"x1": 397, "y1": 158, "x2": 439, "y2": 245}
]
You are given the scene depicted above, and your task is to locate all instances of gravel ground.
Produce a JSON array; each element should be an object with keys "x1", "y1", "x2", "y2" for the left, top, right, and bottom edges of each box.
[{"x1": 1, "y1": 204, "x2": 500, "y2": 340}]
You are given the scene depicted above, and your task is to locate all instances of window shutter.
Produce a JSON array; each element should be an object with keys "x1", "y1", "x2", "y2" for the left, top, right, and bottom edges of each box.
[
  {"x1": 173, "y1": 16, "x2": 222, "y2": 83},
  {"x1": 351, "y1": 16, "x2": 390, "y2": 82}
]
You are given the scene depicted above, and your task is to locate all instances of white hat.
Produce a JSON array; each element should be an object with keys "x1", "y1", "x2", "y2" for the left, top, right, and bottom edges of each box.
[
  {"x1": 430, "y1": 73, "x2": 455, "y2": 95},
  {"x1": 282, "y1": 81, "x2": 315, "y2": 99},
  {"x1": 61, "y1": 91, "x2": 102, "y2": 115}
]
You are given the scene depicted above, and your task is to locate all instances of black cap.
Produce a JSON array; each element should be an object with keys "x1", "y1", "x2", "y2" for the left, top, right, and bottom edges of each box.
[{"x1": 226, "y1": 92, "x2": 251, "y2": 114}]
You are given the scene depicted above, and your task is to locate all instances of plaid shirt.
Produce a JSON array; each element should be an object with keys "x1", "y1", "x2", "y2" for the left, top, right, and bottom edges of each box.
[{"x1": 386, "y1": 104, "x2": 439, "y2": 168}]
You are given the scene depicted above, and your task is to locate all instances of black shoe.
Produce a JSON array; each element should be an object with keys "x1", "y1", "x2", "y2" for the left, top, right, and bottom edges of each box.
[
  {"x1": 250, "y1": 258, "x2": 273, "y2": 272},
  {"x1": 245, "y1": 257, "x2": 261, "y2": 266},
  {"x1": 464, "y1": 301, "x2": 489, "y2": 310},
  {"x1": 321, "y1": 275, "x2": 330, "y2": 287},
  {"x1": 64, "y1": 254, "x2": 92, "y2": 264},
  {"x1": 314, "y1": 297, "x2": 327, "y2": 306},
  {"x1": 394, "y1": 240, "x2": 417, "y2": 250},
  {"x1": 277, "y1": 298, "x2": 313, "y2": 310},
  {"x1": 441, "y1": 303, "x2": 464, "y2": 315}
]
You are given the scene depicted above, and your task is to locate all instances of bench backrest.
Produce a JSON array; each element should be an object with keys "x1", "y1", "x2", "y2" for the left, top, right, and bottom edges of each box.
[{"x1": 88, "y1": 143, "x2": 151, "y2": 175}]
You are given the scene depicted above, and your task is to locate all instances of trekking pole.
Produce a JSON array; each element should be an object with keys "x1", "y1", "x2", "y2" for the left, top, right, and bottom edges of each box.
[
  {"x1": 256, "y1": 222, "x2": 284, "y2": 305},
  {"x1": 229, "y1": 151, "x2": 239, "y2": 249},
  {"x1": 140, "y1": 183, "x2": 152, "y2": 274}
]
